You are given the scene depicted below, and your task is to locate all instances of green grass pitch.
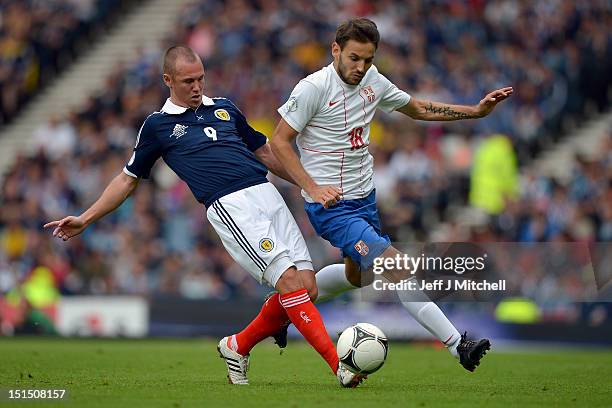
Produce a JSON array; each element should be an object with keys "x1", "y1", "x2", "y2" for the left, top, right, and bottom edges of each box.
[{"x1": 1, "y1": 338, "x2": 611, "y2": 408}]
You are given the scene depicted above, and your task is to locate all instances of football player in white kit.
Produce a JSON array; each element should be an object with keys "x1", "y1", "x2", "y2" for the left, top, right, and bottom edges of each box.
[{"x1": 269, "y1": 18, "x2": 513, "y2": 372}]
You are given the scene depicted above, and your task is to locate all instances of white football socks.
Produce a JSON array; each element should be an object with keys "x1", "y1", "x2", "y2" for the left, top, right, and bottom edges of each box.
[
  {"x1": 397, "y1": 287, "x2": 461, "y2": 357},
  {"x1": 314, "y1": 264, "x2": 357, "y2": 303},
  {"x1": 315, "y1": 263, "x2": 461, "y2": 357}
]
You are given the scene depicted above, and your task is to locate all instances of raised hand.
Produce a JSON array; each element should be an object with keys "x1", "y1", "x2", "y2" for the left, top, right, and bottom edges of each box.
[
  {"x1": 476, "y1": 86, "x2": 513, "y2": 117},
  {"x1": 43, "y1": 216, "x2": 87, "y2": 241}
]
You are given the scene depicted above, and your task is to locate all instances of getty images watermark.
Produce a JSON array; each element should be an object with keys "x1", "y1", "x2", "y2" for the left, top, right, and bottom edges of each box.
[
  {"x1": 371, "y1": 252, "x2": 506, "y2": 292},
  {"x1": 359, "y1": 242, "x2": 608, "y2": 303}
]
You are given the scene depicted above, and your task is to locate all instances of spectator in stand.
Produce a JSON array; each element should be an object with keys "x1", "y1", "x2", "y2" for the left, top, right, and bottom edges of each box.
[
  {"x1": 0, "y1": 1, "x2": 610, "y2": 304},
  {"x1": 0, "y1": 0, "x2": 125, "y2": 124}
]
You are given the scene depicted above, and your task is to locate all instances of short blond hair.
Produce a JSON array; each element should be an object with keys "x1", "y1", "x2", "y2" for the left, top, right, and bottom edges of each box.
[{"x1": 163, "y1": 45, "x2": 198, "y2": 76}]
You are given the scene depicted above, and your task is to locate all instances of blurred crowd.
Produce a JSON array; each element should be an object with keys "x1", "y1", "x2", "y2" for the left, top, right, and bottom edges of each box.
[
  {"x1": 176, "y1": 0, "x2": 611, "y2": 158},
  {"x1": 0, "y1": 0, "x2": 129, "y2": 125},
  {"x1": 0, "y1": 0, "x2": 611, "y2": 310}
]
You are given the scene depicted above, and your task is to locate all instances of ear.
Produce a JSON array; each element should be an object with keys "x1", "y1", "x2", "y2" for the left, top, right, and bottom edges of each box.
[
  {"x1": 162, "y1": 73, "x2": 172, "y2": 88},
  {"x1": 331, "y1": 42, "x2": 341, "y2": 59}
]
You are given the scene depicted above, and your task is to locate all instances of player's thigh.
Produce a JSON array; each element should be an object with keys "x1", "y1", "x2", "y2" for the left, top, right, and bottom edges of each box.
[
  {"x1": 266, "y1": 184, "x2": 314, "y2": 271},
  {"x1": 344, "y1": 256, "x2": 362, "y2": 287},
  {"x1": 378, "y1": 245, "x2": 411, "y2": 284},
  {"x1": 338, "y1": 217, "x2": 390, "y2": 272},
  {"x1": 207, "y1": 192, "x2": 291, "y2": 286},
  {"x1": 305, "y1": 200, "x2": 390, "y2": 271},
  {"x1": 262, "y1": 184, "x2": 317, "y2": 297}
]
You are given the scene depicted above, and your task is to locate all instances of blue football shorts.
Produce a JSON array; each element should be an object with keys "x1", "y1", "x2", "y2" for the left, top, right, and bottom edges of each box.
[{"x1": 304, "y1": 189, "x2": 391, "y2": 270}]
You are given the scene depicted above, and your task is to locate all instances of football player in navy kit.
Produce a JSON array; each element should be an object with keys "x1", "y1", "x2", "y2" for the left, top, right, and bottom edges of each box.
[{"x1": 44, "y1": 46, "x2": 363, "y2": 387}]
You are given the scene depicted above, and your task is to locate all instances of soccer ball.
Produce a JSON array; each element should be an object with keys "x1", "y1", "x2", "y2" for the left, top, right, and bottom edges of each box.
[{"x1": 336, "y1": 323, "x2": 388, "y2": 374}]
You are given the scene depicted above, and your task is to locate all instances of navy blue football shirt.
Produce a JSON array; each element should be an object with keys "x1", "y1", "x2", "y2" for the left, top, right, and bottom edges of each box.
[{"x1": 124, "y1": 96, "x2": 269, "y2": 207}]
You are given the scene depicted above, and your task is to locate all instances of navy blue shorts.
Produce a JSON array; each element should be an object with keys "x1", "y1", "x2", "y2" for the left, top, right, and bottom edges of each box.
[{"x1": 304, "y1": 190, "x2": 391, "y2": 270}]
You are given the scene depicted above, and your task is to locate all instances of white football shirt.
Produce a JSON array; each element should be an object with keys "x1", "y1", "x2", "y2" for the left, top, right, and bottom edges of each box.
[{"x1": 278, "y1": 63, "x2": 411, "y2": 202}]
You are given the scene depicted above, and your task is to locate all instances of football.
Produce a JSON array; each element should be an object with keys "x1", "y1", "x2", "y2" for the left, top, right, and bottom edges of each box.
[{"x1": 337, "y1": 323, "x2": 389, "y2": 374}]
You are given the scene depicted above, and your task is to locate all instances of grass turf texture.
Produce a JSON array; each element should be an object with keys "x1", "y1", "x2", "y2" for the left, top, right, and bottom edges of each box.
[{"x1": 0, "y1": 338, "x2": 611, "y2": 408}]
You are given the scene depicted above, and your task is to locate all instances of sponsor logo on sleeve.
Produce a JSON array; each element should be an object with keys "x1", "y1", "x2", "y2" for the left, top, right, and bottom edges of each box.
[{"x1": 286, "y1": 97, "x2": 298, "y2": 112}]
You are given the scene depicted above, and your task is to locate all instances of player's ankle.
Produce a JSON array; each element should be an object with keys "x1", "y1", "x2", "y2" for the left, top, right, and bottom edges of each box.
[{"x1": 446, "y1": 336, "x2": 460, "y2": 358}]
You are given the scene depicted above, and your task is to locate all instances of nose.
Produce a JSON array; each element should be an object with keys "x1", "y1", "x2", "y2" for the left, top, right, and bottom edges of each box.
[{"x1": 356, "y1": 61, "x2": 365, "y2": 73}]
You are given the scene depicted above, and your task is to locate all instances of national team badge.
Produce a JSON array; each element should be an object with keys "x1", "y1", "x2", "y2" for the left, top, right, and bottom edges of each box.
[
  {"x1": 354, "y1": 240, "x2": 369, "y2": 256},
  {"x1": 361, "y1": 86, "x2": 376, "y2": 102},
  {"x1": 171, "y1": 124, "x2": 188, "y2": 139},
  {"x1": 214, "y1": 109, "x2": 230, "y2": 121},
  {"x1": 286, "y1": 97, "x2": 298, "y2": 112},
  {"x1": 259, "y1": 238, "x2": 274, "y2": 252}
]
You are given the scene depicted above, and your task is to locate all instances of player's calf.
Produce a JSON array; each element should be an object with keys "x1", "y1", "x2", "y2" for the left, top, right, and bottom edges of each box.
[
  {"x1": 266, "y1": 270, "x2": 318, "y2": 350},
  {"x1": 264, "y1": 291, "x2": 290, "y2": 350}
]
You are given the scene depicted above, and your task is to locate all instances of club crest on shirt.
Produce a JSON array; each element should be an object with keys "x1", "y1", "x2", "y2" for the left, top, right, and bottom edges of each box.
[
  {"x1": 361, "y1": 85, "x2": 376, "y2": 103},
  {"x1": 214, "y1": 109, "x2": 230, "y2": 121},
  {"x1": 286, "y1": 97, "x2": 298, "y2": 112},
  {"x1": 354, "y1": 240, "x2": 369, "y2": 256},
  {"x1": 171, "y1": 124, "x2": 188, "y2": 139},
  {"x1": 259, "y1": 238, "x2": 274, "y2": 252}
]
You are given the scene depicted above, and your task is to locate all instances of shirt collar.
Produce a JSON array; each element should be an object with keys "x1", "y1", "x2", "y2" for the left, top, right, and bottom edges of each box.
[{"x1": 161, "y1": 95, "x2": 215, "y2": 114}]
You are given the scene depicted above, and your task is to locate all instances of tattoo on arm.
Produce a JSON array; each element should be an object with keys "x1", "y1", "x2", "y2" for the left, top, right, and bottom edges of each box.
[{"x1": 424, "y1": 102, "x2": 476, "y2": 120}]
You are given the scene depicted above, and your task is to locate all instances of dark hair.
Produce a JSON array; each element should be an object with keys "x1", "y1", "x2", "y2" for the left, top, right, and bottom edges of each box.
[
  {"x1": 163, "y1": 45, "x2": 198, "y2": 76},
  {"x1": 335, "y1": 18, "x2": 380, "y2": 50}
]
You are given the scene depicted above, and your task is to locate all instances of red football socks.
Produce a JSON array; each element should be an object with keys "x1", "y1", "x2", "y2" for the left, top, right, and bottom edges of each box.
[
  {"x1": 279, "y1": 289, "x2": 339, "y2": 373},
  {"x1": 232, "y1": 288, "x2": 339, "y2": 374},
  {"x1": 234, "y1": 292, "x2": 289, "y2": 356}
]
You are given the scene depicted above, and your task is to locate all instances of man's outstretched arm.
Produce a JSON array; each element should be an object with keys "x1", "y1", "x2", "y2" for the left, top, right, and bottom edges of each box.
[
  {"x1": 398, "y1": 86, "x2": 513, "y2": 121},
  {"x1": 44, "y1": 172, "x2": 139, "y2": 241}
]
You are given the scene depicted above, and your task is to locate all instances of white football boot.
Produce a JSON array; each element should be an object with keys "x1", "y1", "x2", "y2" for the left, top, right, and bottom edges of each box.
[
  {"x1": 217, "y1": 336, "x2": 249, "y2": 385},
  {"x1": 336, "y1": 362, "x2": 367, "y2": 388}
]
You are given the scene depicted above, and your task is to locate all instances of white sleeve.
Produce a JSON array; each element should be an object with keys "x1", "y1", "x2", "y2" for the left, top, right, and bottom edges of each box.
[
  {"x1": 377, "y1": 73, "x2": 411, "y2": 113},
  {"x1": 277, "y1": 80, "x2": 321, "y2": 132}
]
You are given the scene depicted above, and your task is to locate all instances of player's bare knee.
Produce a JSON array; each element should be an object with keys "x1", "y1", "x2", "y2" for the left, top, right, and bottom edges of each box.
[
  {"x1": 345, "y1": 259, "x2": 365, "y2": 287},
  {"x1": 361, "y1": 268, "x2": 375, "y2": 286},
  {"x1": 306, "y1": 284, "x2": 318, "y2": 302},
  {"x1": 275, "y1": 267, "x2": 303, "y2": 294},
  {"x1": 348, "y1": 266, "x2": 374, "y2": 287},
  {"x1": 299, "y1": 269, "x2": 318, "y2": 301},
  {"x1": 345, "y1": 267, "x2": 363, "y2": 287}
]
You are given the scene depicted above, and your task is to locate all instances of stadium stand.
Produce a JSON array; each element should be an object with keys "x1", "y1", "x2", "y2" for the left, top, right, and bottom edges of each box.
[
  {"x1": 0, "y1": 0, "x2": 138, "y2": 125},
  {"x1": 0, "y1": 0, "x2": 610, "y2": 307}
]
